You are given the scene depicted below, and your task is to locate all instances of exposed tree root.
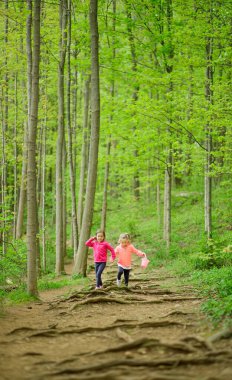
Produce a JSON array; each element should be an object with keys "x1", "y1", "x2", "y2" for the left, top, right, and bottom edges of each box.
[
  {"x1": 18, "y1": 319, "x2": 187, "y2": 340},
  {"x1": 116, "y1": 327, "x2": 133, "y2": 342},
  {"x1": 207, "y1": 327, "x2": 232, "y2": 343},
  {"x1": 161, "y1": 311, "x2": 194, "y2": 318},
  {"x1": 87, "y1": 336, "x2": 198, "y2": 356},
  {"x1": 181, "y1": 335, "x2": 214, "y2": 351},
  {"x1": 43, "y1": 355, "x2": 227, "y2": 377},
  {"x1": 36, "y1": 369, "x2": 196, "y2": 380},
  {"x1": 70, "y1": 296, "x2": 130, "y2": 309}
]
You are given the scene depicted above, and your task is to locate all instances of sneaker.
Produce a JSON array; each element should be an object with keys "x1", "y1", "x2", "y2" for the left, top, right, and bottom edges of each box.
[
  {"x1": 95, "y1": 286, "x2": 100, "y2": 289},
  {"x1": 116, "y1": 279, "x2": 121, "y2": 286}
]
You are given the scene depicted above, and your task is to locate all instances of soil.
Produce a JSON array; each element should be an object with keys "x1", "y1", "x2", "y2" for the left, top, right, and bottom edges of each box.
[{"x1": 0, "y1": 258, "x2": 231, "y2": 380}]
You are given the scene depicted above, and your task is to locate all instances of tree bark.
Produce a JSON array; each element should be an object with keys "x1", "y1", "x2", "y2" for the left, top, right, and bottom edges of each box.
[
  {"x1": 77, "y1": 75, "x2": 91, "y2": 234},
  {"x1": 27, "y1": 0, "x2": 40, "y2": 296},
  {"x1": 73, "y1": 0, "x2": 100, "y2": 275},
  {"x1": 101, "y1": 0, "x2": 116, "y2": 231},
  {"x1": 67, "y1": 0, "x2": 79, "y2": 256},
  {"x1": 204, "y1": 7, "x2": 213, "y2": 238},
  {"x1": 125, "y1": 0, "x2": 140, "y2": 200},
  {"x1": 56, "y1": 0, "x2": 67, "y2": 275},
  {"x1": 16, "y1": 0, "x2": 32, "y2": 239},
  {"x1": 162, "y1": 0, "x2": 173, "y2": 251},
  {"x1": 13, "y1": 73, "x2": 18, "y2": 240}
]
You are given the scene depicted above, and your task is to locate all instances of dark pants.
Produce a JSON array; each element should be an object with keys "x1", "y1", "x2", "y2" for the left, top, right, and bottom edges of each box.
[
  {"x1": 117, "y1": 266, "x2": 131, "y2": 286},
  {"x1": 95, "y1": 262, "x2": 106, "y2": 287}
]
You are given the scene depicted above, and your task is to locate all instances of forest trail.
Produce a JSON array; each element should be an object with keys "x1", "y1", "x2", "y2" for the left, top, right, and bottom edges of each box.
[{"x1": 0, "y1": 259, "x2": 232, "y2": 380}]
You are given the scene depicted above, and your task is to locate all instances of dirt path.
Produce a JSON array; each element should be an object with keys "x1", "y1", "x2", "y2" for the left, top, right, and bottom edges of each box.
[{"x1": 0, "y1": 261, "x2": 231, "y2": 380}]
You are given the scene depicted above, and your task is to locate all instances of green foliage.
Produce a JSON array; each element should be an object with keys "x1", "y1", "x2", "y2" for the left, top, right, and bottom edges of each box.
[
  {"x1": 38, "y1": 274, "x2": 89, "y2": 291},
  {"x1": 0, "y1": 240, "x2": 27, "y2": 286},
  {"x1": 190, "y1": 240, "x2": 232, "y2": 270},
  {"x1": 0, "y1": 284, "x2": 37, "y2": 305},
  {"x1": 190, "y1": 267, "x2": 232, "y2": 326}
]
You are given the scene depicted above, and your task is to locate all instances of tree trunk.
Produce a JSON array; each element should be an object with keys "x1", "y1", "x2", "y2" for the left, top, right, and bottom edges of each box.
[
  {"x1": 73, "y1": 0, "x2": 100, "y2": 275},
  {"x1": 101, "y1": 0, "x2": 116, "y2": 231},
  {"x1": 162, "y1": 0, "x2": 173, "y2": 251},
  {"x1": 56, "y1": 0, "x2": 67, "y2": 275},
  {"x1": 67, "y1": 0, "x2": 79, "y2": 256},
  {"x1": 125, "y1": 0, "x2": 140, "y2": 200},
  {"x1": 101, "y1": 140, "x2": 111, "y2": 231},
  {"x1": 27, "y1": 0, "x2": 40, "y2": 296},
  {"x1": 77, "y1": 75, "x2": 91, "y2": 234},
  {"x1": 204, "y1": 12, "x2": 213, "y2": 238},
  {"x1": 17, "y1": 0, "x2": 32, "y2": 239},
  {"x1": 13, "y1": 73, "x2": 18, "y2": 240}
]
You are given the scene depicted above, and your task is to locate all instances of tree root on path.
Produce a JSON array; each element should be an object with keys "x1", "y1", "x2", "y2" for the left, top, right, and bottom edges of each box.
[
  {"x1": 207, "y1": 327, "x2": 232, "y2": 343},
  {"x1": 8, "y1": 320, "x2": 189, "y2": 340},
  {"x1": 86, "y1": 336, "x2": 198, "y2": 356},
  {"x1": 161, "y1": 311, "x2": 195, "y2": 318},
  {"x1": 41, "y1": 355, "x2": 228, "y2": 377},
  {"x1": 69, "y1": 294, "x2": 203, "y2": 310},
  {"x1": 180, "y1": 335, "x2": 214, "y2": 351}
]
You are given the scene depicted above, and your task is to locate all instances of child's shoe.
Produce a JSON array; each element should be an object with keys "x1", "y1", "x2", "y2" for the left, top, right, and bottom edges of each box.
[{"x1": 116, "y1": 279, "x2": 121, "y2": 286}]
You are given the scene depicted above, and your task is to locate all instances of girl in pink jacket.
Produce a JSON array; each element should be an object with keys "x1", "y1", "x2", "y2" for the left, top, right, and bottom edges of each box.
[
  {"x1": 115, "y1": 233, "x2": 146, "y2": 287},
  {"x1": 85, "y1": 230, "x2": 116, "y2": 289}
]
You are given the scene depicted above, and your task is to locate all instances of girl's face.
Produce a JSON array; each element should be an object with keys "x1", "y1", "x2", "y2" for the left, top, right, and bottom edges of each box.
[
  {"x1": 96, "y1": 232, "x2": 104, "y2": 242},
  {"x1": 120, "y1": 238, "x2": 129, "y2": 247}
]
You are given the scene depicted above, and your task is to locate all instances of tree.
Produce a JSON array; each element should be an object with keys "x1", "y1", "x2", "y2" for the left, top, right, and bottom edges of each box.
[
  {"x1": 56, "y1": 0, "x2": 67, "y2": 275},
  {"x1": 73, "y1": 0, "x2": 100, "y2": 276},
  {"x1": 27, "y1": 0, "x2": 41, "y2": 296}
]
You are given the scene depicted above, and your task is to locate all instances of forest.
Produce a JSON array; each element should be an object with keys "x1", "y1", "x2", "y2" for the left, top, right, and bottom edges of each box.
[{"x1": 0, "y1": 0, "x2": 232, "y2": 327}]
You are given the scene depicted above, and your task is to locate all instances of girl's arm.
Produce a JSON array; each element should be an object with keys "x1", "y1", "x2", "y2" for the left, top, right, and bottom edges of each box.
[
  {"x1": 85, "y1": 237, "x2": 96, "y2": 247},
  {"x1": 106, "y1": 242, "x2": 116, "y2": 260},
  {"x1": 131, "y1": 244, "x2": 146, "y2": 257}
]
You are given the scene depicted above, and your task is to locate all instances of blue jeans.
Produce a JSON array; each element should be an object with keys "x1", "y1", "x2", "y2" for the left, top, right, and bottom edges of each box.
[{"x1": 95, "y1": 262, "x2": 106, "y2": 287}]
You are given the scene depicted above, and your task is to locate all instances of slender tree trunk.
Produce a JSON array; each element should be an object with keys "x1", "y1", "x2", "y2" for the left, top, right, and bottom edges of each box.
[
  {"x1": 204, "y1": 7, "x2": 213, "y2": 238},
  {"x1": 77, "y1": 75, "x2": 91, "y2": 234},
  {"x1": 13, "y1": 73, "x2": 18, "y2": 240},
  {"x1": 101, "y1": 140, "x2": 111, "y2": 231},
  {"x1": 125, "y1": 0, "x2": 140, "y2": 200},
  {"x1": 1, "y1": 97, "x2": 7, "y2": 254},
  {"x1": 63, "y1": 141, "x2": 67, "y2": 259},
  {"x1": 56, "y1": 0, "x2": 67, "y2": 275},
  {"x1": 101, "y1": 0, "x2": 116, "y2": 231},
  {"x1": 16, "y1": 119, "x2": 28, "y2": 239},
  {"x1": 67, "y1": 0, "x2": 79, "y2": 256},
  {"x1": 73, "y1": 0, "x2": 100, "y2": 275},
  {"x1": 1, "y1": 0, "x2": 9, "y2": 254},
  {"x1": 41, "y1": 112, "x2": 46, "y2": 271},
  {"x1": 27, "y1": 0, "x2": 40, "y2": 296},
  {"x1": 17, "y1": 0, "x2": 32, "y2": 239},
  {"x1": 163, "y1": 0, "x2": 173, "y2": 250}
]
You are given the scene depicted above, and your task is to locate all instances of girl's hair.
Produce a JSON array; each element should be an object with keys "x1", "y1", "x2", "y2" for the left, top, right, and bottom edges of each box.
[
  {"x1": 96, "y1": 229, "x2": 105, "y2": 239},
  {"x1": 118, "y1": 233, "x2": 131, "y2": 243}
]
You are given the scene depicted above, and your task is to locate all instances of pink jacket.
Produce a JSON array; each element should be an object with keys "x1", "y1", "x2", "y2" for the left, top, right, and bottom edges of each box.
[
  {"x1": 85, "y1": 237, "x2": 116, "y2": 263},
  {"x1": 115, "y1": 244, "x2": 145, "y2": 269}
]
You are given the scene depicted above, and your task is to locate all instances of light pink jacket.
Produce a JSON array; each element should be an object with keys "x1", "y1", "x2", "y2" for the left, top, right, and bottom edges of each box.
[{"x1": 115, "y1": 244, "x2": 145, "y2": 269}]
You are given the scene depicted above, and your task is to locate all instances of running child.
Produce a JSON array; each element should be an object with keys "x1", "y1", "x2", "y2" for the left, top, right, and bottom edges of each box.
[
  {"x1": 85, "y1": 230, "x2": 116, "y2": 289},
  {"x1": 115, "y1": 233, "x2": 146, "y2": 287}
]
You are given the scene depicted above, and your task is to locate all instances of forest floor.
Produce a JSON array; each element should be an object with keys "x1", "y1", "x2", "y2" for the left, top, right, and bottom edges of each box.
[{"x1": 0, "y1": 259, "x2": 232, "y2": 380}]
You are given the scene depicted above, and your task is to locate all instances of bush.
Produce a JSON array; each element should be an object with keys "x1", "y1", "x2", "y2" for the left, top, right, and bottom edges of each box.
[
  {"x1": 190, "y1": 239, "x2": 232, "y2": 270},
  {"x1": 191, "y1": 267, "x2": 232, "y2": 325},
  {"x1": 0, "y1": 240, "x2": 27, "y2": 286}
]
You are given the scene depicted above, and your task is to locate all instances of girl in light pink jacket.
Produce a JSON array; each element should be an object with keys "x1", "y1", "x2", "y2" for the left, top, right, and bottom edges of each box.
[{"x1": 115, "y1": 233, "x2": 146, "y2": 287}]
